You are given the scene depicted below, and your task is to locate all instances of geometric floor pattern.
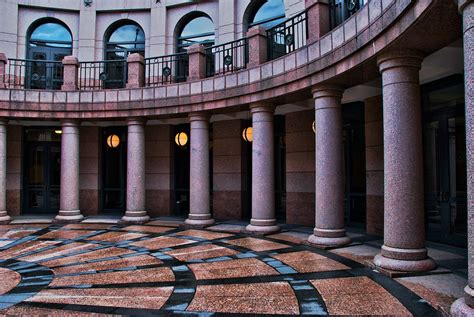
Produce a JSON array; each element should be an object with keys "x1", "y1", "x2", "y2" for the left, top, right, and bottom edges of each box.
[{"x1": 0, "y1": 222, "x2": 445, "y2": 315}]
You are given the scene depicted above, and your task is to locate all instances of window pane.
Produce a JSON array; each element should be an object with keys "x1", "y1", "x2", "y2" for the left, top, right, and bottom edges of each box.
[
  {"x1": 109, "y1": 24, "x2": 145, "y2": 43},
  {"x1": 181, "y1": 16, "x2": 214, "y2": 38},
  {"x1": 30, "y1": 22, "x2": 72, "y2": 46},
  {"x1": 252, "y1": 0, "x2": 285, "y2": 26}
]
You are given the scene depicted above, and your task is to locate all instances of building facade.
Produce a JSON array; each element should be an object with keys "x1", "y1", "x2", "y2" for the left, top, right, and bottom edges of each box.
[{"x1": 0, "y1": 0, "x2": 472, "y2": 314}]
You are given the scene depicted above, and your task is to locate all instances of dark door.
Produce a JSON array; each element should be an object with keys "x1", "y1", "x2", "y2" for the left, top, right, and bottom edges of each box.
[
  {"x1": 173, "y1": 125, "x2": 190, "y2": 216},
  {"x1": 423, "y1": 109, "x2": 467, "y2": 246},
  {"x1": 101, "y1": 127, "x2": 127, "y2": 214},
  {"x1": 27, "y1": 47, "x2": 69, "y2": 90},
  {"x1": 23, "y1": 130, "x2": 61, "y2": 214},
  {"x1": 274, "y1": 115, "x2": 286, "y2": 221},
  {"x1": 342, "y1": 102, "x2": 366, "y2": 226}
]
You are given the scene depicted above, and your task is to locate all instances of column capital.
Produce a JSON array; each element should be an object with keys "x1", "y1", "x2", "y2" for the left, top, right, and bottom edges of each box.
[
  {"x1": 0, "y1": 118, "x2": 7, "y2": 126},
  {"x1": 249, "y1": 102, "x2": 275, "y2": 114},
  {"x1": 458, "y1": 0, "x2": 474, "y2": 13},
  {"x1": 377, "y1": 49, "x2": 424, "y2": 73},
  {"x1": 0, "y1": 53, "x2": 7, "y2": 64},
  {"x1": 60, "y1": 119, "x2": 79, "y2": 127},
  {"x1": 189, "y1": 112, "x2": 210, "y2": 122},
  {"x1": 126, "y1": 117, "x2": 146, "y2": 126},
  {"x1": 311, "y1": 84, "x2": 344, "y2": 99}
]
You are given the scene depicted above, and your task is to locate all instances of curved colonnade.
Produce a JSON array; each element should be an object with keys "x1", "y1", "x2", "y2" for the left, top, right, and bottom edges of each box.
[{"x1": 0, "y1": 0, "x2": 472, "y2": 315}]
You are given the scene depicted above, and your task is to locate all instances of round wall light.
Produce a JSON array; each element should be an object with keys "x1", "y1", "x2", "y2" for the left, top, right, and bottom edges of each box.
[
  {"x1": 242, "y1": 127, "x2": 253, "y2": 142},
  {"x1": 312, "y1": 120, "x2": 316, "y2": 133},
  {"x1": 107, "y1": 134, "x2": 120, "y2": 148},
  {"x1": 175, "y1": 132, "x2": 188, "y2": 146}
]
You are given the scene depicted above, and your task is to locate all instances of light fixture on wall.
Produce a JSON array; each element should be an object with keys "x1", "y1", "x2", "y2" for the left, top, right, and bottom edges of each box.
[
  {"x1": 106, "y1": 134, "x2": 120, "y2": 148},
  {"x1": 312, "y1": 120, "x2": 316, "y2": 133},
  {"x1": 54, "y1": 129, "x2": 62, "y2": 135},
  {"x1": 242, "y1": 127, "x2": 253, "y2": 142},
  {"x1": 175, "y1": 132, "x2": 188, "y2": 146},
  {"x1": 84, "y1": 0, "x2": 93, "y2": 7}
]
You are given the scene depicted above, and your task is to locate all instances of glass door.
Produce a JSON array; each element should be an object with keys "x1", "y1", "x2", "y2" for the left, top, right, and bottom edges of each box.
[
  {"x1": 101, "y1": 127, "x2": 127, "y2": 214},
  {"x1": 27, "y1": 47, "x2": 69, "y2": 90},
  {"x1": 23, "y1": 129, "x2": 61, "y2": 214},
  {"x1": 423, "y1": 111, "x2": 467, "y2": 246}
]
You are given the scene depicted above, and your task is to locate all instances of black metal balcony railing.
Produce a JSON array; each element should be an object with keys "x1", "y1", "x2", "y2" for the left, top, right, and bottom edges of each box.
[
  {"x1": 5, "y1": 58, "x2": 64, "y2": 90},
  {"x1": 329, "y1": 0, "x2": 363, "y2": 29},
  {"x1": 266, "y1": 10, "x2": 308, "y2": 61},
  {"x1": 145, "y1": 52, "x2": 189, "y2": 86},
  {"x1": 205, "y1": 38, "x2": 249, "y2": 77},
  {"x1": 78, "y1": 60, "x2": 127, "y2": 90}
]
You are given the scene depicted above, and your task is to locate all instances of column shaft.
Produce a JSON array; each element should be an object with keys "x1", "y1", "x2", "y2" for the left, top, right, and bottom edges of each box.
[
  {"x1": 185, "y1": 113, "x2": 214, "y2": 226},
  {"x1": 451, "y1": 1, "x2": 474, "y2": 315},
  {"x1": 246, "y1": 103, "x2": 279, "y2": 234},
  {"x1": 374, "y1": 50, "x2": 436, "y2": 272},
  {"x1": 55, "y1": 120, "x2": 83, "y2": 222},
  {"x1": 0, "y1": 119, "x2": 10, "y2": 223},
  {"x1": 308, "y1": 85, "x2": 350, "y2": 247},
  {"x1": 122, "y1": 118, "x2": 149, "y2": 224}
]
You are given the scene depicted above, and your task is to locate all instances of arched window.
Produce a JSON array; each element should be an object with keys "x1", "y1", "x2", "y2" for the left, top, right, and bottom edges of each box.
[
  {"x1": 105, "y1": 22, "x2": 145, "y2": 60},
  {"x1": 247, "y1": 0, "x2": 286, "y2": 30},
  {"x1": 26, "y1": 20, "x2": 72, "y2": 89},
  {"x1": 176, "y1": 14, "x2": 214, "y2": 52}
]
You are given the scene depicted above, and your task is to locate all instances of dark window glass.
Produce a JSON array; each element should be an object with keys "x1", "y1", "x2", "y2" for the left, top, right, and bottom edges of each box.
[
  {"x1": 250, "y1": 0, "x2": 285, "y2": 29},
  {"x1": 177, "y1": 16, "x2": 214, "y2": 52},
  {"x1": 29, "y1": 22, "x2": 72, "y2": 48},
  {"x1": 105, "y1": 23, "x2": 145, "y2": 59}
]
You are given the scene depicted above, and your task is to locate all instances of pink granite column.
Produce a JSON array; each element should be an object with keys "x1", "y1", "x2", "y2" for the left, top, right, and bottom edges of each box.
[
  {"x1": 0, "y1": 119, "x2": 10, "y2": 224},
  {"x1": 451, "y1": 1, "x2": 474, "y2": 315},
  {"x1": 247, "y1": 26, "x2": 267, "y2": 68},
  {"x1": 0, "y1": 53, "x2": 7, "y2": 89},
  {"x1": 246, "y1": 103, "x2": 279, "y2": 234},
  {"x1": 374, "y1": 50, "x2": 436, "y2": 272},
  {"x1": 122, "y1": 118, "x2": 149, "y2": 224},
  {"x1": 187, "y1": 44, "x2": 206, "y2": 81},
  {"x1": 305, "y1": 0, "x2": 330, "y2": 43},
  {"x1": 307, "y1": 85, "x2": 351, "y2": 247},
  {"x1": 185, "y1": 113, "x2": 214, "y2": 226},
  {"x1": 55, "y1": 120, "x2": 83, "y2": 222},
  {"x1": 61, "y1": 56, "x2": 79, "y2": 91},
  {"x1": 126, "y1": 53, "x2": 145, "y2": 89}
]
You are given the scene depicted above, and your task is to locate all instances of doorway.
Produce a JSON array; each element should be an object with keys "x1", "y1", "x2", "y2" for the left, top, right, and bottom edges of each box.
[
  {"x1": 173, "y1": 124, "x2": 190, "y2": 216},
  {"x1": 23, "y1": 128, "x2": 61, "y2": 214},
  {"x1": 27, "y1": 20, "x2": 72, "y2": 90},
  {"x1": 422, "y1": 76, "x2": 467, "y2": 247},
  {"x1": 27, "y1": 48, "x2": 69, "y2": 90},
  {"x1": 101, "y1": 127, "x2": 127, "y2": 214}
]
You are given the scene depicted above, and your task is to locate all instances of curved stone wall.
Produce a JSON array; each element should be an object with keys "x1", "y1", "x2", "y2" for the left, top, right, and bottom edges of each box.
[{"x1": 0, "y1": 0, "x2": 461, "y2": 119}]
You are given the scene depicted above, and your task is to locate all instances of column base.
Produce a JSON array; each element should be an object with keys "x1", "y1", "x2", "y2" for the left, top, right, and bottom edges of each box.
[
  {"x1": 246, "y1": 219, "x2": 280, "y2": 234},
  {"x1": 374, "y1": 253, "x2": 437, "y2": 272},
  {"x1": 0, "y1": 211, "x2": 11, "y2": 224},
  {"x1": 185, "y1": 213, "x2": 215, "y2": 227},
  {"x1": 307, "y1": 234, "x2": 351, "y2": 248},
  {"x1": 120, "y1": 211, "x2": 150, "y2": 224},
  {"x1": 450, "y1": 290, "x2": 474, "y2": 317},
  {"x1": 54, "y1": 210, "x2": 84, "y2": 223}
]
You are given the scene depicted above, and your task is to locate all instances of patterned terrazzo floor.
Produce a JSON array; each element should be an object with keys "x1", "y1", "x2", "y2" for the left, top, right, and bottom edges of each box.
[{"x1": 0, "y1": 220, "x2": 465, "y2": 316}]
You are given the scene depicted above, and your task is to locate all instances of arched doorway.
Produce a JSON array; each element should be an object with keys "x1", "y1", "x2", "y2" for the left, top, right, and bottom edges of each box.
[
  {"x1": 175, "y1": 14, "x2": 215, "y2": 53},
  {"x1": 26, "y1": 19, "x2": 72, "y2": 89},
  {"x1": 104, "y1": 21, "x2": 145, "y2": 88},
  {"x1": 244, "y1": 0, "x2": 285, "y2": 32}
]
